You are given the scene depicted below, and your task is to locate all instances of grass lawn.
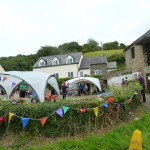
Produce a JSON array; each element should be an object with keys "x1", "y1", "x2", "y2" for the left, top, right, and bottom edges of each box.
[{"x1": 0, "y1": 107, "x2": 149, "y2": 150}]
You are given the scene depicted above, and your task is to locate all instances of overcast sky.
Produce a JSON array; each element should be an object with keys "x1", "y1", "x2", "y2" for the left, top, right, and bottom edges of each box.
[{"x1": 0, "y1": 0, "x2": 150, "y2": 57}]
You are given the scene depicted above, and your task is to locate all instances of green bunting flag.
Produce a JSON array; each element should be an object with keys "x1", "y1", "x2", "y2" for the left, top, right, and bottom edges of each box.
[{"x1": 62, "y1": 106, "x2": 70, "y2": 114}]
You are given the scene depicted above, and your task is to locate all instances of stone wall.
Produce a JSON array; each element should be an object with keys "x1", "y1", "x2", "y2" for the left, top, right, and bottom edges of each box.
[
  {"x1": 90, "y1": 64, "x2": 107, "y2": 75},
  {"x1": 125, "y1": 45, "x2": 147, "y2": 74}
]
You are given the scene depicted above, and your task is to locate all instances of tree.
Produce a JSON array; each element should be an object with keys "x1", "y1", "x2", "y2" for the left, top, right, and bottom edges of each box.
[
  {"x1": 58, "y1": 42, "x2": 82, "y2": 53},
  {"x1": 82, "y1": 38, "x2": 101, "y2": 53},
  {"x1": 119, "y1": 43, "x2": 127, "y2": 49},
  {"x1": 103, "y1": 41, "x2": 119, "y2": 50},
  {"x1": 36, "y1": 46, "x2": 60, "y2": 58}
]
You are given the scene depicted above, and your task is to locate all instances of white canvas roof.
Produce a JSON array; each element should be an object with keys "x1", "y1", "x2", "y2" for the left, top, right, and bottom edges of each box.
[
  {"x1": 0, "y1": 65, "x2": 5, "y2": 73},
  {"x1": 66, "y1": 77, "x2": 101, "y2": 92},
  {"x1": 0, "y1": 71, "x2": 60, "y2": 103}
]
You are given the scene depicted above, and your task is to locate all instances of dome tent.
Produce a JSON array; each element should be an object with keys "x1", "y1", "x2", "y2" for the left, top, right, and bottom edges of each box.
[
  {"x1": 66, "y1": 77, "x2": 102, "y2": 92},
  {"x1": 0, "y1": 71, "x2": 60, "y2": 103}
]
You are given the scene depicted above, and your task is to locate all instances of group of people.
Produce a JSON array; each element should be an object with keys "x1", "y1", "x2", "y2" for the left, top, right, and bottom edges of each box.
[{"x1": 76, "y1": 83, "x2": 90, "y2": 96}]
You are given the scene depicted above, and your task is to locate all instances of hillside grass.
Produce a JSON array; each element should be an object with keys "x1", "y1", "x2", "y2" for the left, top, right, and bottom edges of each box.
[
  {"x1": 83, "y1": 49, "x2": 124, "y2": 58},
  {"x1": 84, "y1": 49, "x2": 125, "y2": 69}
]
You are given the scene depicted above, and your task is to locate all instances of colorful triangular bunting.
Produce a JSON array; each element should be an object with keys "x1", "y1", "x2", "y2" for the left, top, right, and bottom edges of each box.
[
  {"x1": 56, "y1": 108, "x2": 64, "y2": 117},
  {"x1": 22, "y1": 118, "x2": 30, "y2": 129},
  {"x1": 0, "y1": 116, "x2": 6, "y2": 123},
  {"x1": 80, "y1": 108, "x2": 86, "y2": 113},
  {"x1": 62, "y1": 106, "x2": 70, "y2": 114},
  {"x1": 8, "y1": 113, "x2": 14, "y2": 124},
  {"x1": 93, "y1": 107, "x2": 99, "y2": 117},
  {"x1": 103, "y1": 103, "x2": 108, "y2": 108},
  {"x1": 2, "y1": 76, "x2": 7, "y2": 82},
  {"x1": 12, "y1": 82, "x2": 16, "y2": 87},
  {"x1": 40, "y1": 117, "x2": 47, "y2": 127}
]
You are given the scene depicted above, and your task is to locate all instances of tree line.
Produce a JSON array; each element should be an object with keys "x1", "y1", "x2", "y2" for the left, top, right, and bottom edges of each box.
[{"x1": 0, "y1": 39, "x2": 127, "y2": 71}]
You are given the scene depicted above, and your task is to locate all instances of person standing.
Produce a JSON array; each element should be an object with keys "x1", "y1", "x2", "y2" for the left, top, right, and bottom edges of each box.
[
  {"x1": 137, "y1": 74, "x2": 146, "y2": 102},
  {"x1": 61, "y1": 81, "x2": 67, "y2": 100}
]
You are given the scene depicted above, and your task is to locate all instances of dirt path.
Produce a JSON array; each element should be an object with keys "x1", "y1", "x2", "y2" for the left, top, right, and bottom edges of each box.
[{"x1": 143, "y1": 93, "x2": 150, "y2": 113}]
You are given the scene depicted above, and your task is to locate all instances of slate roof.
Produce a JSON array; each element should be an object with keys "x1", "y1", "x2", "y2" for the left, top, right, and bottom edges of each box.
[
  {"x1": 124, "y1": 29, "x2": 150, "y2": 51},
  {"x1": 33, "y1": 52, "x2": 82, "y2": 68},
  {"x1": 79, "y1": 56, "x2": 107, "y2": 69}
]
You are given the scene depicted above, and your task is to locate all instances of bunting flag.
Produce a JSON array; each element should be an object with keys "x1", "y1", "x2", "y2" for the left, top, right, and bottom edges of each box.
[
  {"x1": 108, "y1": 97, "x2": 113, "y2": 103},
  {"x1": 134, "y1": 92, "x2": 138, "y2": 95},
  {"x1": 80, "y1": 108, "x2": 86, "y2": 113},
  {"x1": 22, "y1": 118, "x2": 30, "y2": 129},
  {"x1": 0, "y1": 116, "x2": 6, "y2": 123},
  {"x1": 93, "y1": 107, "x2": 99, "y2": 117},
  {"x1": 117, "y1": 104, "x2": 120, "y2": 112},
  {"x1": 103, "y1": 103, "x2": 108, "y2": 108},
  {"x1": 2, "y1": 76, "x2": 7, "y2": 82},
  {"x1": 40, "y1": 117, "x2": 47, "y2": 127},
  {"x1": 62, "y1": 106, "x2": 70, "y2": 114},
  {"x1": 12, "y1": 82, "x2": 16, "y2": 87},
  {"x1": 56, "y1": 108, "x2": 64, "y2": 117},
  {"x1": 129, "y1": 129, "x2": 142, "y2": 150},
  {"x1": 8, "y1": 113, "x2": 14, "y2": 124},
  {"x1": 130, "y1": 99, "x2": 132, "y2": 105}
]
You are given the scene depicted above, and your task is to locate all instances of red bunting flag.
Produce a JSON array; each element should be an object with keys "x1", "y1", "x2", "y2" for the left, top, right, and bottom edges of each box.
[
  {"x1": 0, "y1": 116, "x2": 6, "y2": 123},
  {"x1": 80, "y1": 109, "x2": 86, "y2": 113},
  {"x1": 40, "y1": 117, "x2": 47, "y2": 127},
  {"x1": 2, "y1": 76, "x2": 7, "y2": 82},
  {"x1": 130, "y1": 99, "x2": 132, "y2": 105}
]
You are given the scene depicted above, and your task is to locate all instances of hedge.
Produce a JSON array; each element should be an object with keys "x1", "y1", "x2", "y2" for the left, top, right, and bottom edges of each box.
[{"x1": 0, "y1": 92, "x2": 141, "y2": 138}]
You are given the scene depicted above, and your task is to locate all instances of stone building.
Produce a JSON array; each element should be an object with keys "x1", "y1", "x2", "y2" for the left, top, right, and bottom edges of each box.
[{"x1": 124, "y1": 29, "x2": 150, "y2": 91}]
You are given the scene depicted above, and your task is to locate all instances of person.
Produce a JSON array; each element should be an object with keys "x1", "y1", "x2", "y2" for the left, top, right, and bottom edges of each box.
[
  {"x1": 77, "y1": 82, "x2": 80, "y2": 96},
  {"x1": 31, "y1": 90, "x2": 39, "y2": 103},
  {"x1": 136, "y1": 74, "x2": 146, "y2": 102},
  {"x1": 83, "y1": 83, "x2": 88, "y2": 95},
  {"x1": 61, "y1": 81, "x2": 68, "y2": 100},
  {"x1": 79, "y1": 83, "x2": 84, "y2": 96}
]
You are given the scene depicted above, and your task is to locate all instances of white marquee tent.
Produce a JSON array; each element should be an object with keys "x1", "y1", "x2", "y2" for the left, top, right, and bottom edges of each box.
[
  {"x1": 66, "y1": 77, "x2": 101, "y2": 92},
  {"x1": 0, "y1": 71, "x2": 60, "y2": 103}
]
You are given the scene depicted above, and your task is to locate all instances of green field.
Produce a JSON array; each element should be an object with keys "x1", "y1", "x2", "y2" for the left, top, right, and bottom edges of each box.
[
  {"x1": 84, "y1": 49, "x2": 125, "y2": 69},
  {"x1": 83, "y1": 49, "x2": 124, "y2": 58}
]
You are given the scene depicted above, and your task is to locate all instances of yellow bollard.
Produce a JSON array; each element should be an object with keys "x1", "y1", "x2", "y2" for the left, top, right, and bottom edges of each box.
[{"x1": 129, "y1": 129, "x2": 142, "y2": 150}]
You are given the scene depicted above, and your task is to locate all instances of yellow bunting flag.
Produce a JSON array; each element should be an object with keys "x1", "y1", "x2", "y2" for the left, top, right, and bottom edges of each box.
[
  {"x1": 129, "y1": 129, "x2": 142, "y2": 150},
  {"x1": 8, "y1": 113, "x2": 14, "y2": 124},
  {"x1": 134, "y1": 92, "x2": 138, "y2": 95},
  {"x1": 93, "y1": 107, "x2": 99, "y2": 117}
]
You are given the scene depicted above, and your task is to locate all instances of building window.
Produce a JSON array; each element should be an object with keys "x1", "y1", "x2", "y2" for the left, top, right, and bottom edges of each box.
[
  {"x1": 52, "y1": 60, "x2": 59, "y2": 65},
  {"x1": 94, "y1": 70, "x2": 101, "y2": 75},
  {"x1": 54, "y1": 73, "x2": 59, "y2": 79},
  {"x1": 68, "y1": 72, "x2": 73, "y2": 78},
  {"x1": 66, "y1": 58, "x2": 73, "y2": 64},
  {"x1": 39, "y1": 62, "x2": 45, "y2": 67},
  {"x1": 80, "y1": 72, "x2": 84, "y2": 77},
  {"x1": 131, "y1": 47, "x2": 135, "y2": 59}
]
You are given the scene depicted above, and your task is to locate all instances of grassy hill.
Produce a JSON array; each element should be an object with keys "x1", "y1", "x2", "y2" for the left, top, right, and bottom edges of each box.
[{"x1": 84, "y1": 49, "x2": 125, "y2": 69}]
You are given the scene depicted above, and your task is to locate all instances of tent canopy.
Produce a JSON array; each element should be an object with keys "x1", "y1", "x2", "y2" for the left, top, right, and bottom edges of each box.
[
  {"x1": 0, "y1": 71, "x2": 60, "y2": 103},
  {"x1": 66, "y1": 77, "x2": 101, "y2": 92}
]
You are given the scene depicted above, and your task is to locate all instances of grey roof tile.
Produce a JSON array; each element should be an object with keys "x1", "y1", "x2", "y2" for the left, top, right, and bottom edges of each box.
[
  {"x1": 79, "y1": 56, "x2": 107, "y2": 69},
  {"x1": 33, "y1": 52, "x2": 82, "y2": 68}
]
